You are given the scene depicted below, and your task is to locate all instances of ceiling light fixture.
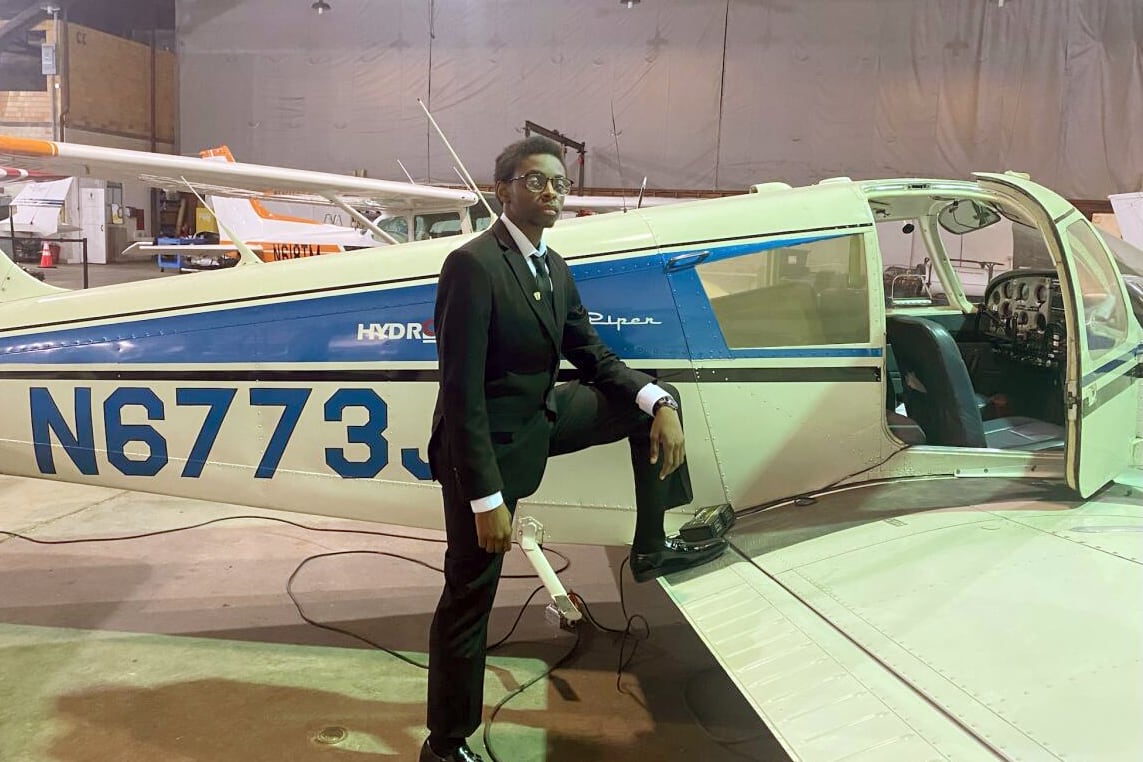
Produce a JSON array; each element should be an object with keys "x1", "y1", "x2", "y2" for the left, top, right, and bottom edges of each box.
[
  {"x1": 312, "y1": 0, "x2": 331, "y2": 15},
  {"x1": 621, "y1": 0, "x2": 640, "y2": 7}
]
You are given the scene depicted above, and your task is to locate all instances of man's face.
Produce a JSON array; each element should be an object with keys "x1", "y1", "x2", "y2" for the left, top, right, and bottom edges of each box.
[{"x1": 495, "y1": 153, "x2": 567, "y2": 234}]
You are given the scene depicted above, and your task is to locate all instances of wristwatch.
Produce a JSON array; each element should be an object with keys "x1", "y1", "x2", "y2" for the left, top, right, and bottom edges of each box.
[{"x1": 652, "y1": 395, "x2": 680, "y2": 415}]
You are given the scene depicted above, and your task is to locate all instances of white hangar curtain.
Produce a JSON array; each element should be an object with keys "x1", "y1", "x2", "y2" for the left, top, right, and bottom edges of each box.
[{"x1": 177, "y1": 0, "x2": 1143, "y2": 198}]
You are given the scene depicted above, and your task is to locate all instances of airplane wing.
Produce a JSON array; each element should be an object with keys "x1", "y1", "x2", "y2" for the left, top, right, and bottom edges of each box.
[
  {"x1": 119, "y1": 242, "x2": 264, "y2": 259},
  {"x1": 660, "y1": 475, "x2": 1143, "y2": 761},
  {"x1": 0, "y1": 135, "x2": 478, "y2": 216}
]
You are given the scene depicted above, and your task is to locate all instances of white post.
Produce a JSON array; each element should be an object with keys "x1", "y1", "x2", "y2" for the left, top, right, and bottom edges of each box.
[{"x1": 517, "y1": 516, "x2": 582, "y2": 624}]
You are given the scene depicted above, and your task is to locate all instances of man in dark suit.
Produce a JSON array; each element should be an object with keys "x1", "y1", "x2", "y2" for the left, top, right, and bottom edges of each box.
[{"x1": 420, "y1": 137, "x2": 726, "y2": 762}]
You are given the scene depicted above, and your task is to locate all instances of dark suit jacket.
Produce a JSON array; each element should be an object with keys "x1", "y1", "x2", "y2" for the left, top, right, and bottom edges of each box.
[{"x1": 428, "y1": 220, "x2": 654, "y2": 503}]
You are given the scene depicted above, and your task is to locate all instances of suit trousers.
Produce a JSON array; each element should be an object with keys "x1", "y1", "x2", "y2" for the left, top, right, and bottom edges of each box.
[{"x1": 426, "y1": 380, "x2": 690, "y2": 750}]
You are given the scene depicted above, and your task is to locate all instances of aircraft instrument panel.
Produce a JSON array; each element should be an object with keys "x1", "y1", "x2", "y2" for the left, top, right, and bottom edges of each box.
[{"x1": 981, "y1": 271, "x2": 1065, "y2": 368}]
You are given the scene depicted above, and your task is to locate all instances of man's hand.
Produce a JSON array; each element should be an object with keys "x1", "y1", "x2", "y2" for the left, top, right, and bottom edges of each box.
[
  {"x1": 649, "y1": 407, "x2": 686, "y2": 480},
  {"x1": 474, "y1": 504, "x2": 513, "y2": 554}
]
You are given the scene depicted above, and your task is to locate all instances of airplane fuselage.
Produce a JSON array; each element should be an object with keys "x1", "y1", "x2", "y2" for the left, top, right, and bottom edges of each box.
[{"x1": 0, "y1": 177, "x2": 1139, "y2": 546}]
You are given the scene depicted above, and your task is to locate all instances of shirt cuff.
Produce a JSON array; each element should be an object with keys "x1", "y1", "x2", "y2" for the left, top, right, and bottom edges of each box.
[
  {"x1": 470, "y1": 492, "x2": 504, "y2": 513},
  {"x1": 636, "y1": 382, "x2": 671, "y2": 417}
]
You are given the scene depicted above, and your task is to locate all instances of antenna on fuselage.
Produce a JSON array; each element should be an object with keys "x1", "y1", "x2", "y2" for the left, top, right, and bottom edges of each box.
[
  {"x1": 636, "y1": 176, "x2": 648, "y2": 210},
  {"x1": 609, "y1": 100, "x2": 628, "y2": 213},
  {"x1": 417, "y1": 98, "x2": 496, "y2": 220}
]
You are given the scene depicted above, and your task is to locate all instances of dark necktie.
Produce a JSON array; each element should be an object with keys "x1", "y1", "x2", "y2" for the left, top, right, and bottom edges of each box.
[{"x1": 531, "y1": 252, "x2": 554, "y2": 314}]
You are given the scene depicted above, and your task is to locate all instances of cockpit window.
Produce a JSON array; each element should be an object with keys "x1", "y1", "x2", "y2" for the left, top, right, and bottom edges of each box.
[
  {"x1": 934, "y1": 216, "x2": 1016, "y2": 300},
  {"x1": 378, "y1": 215, "x2": 409, "y2": 241},
  {"x1": 874, "y1": 197, "x2": 1021, "y2": 308},
  {"x1": 876, "y1": 221, "x2": 948, "y2": 306},
  {"x1": 1066, "y1": 219, "x2": 1129, "y2": 361}
]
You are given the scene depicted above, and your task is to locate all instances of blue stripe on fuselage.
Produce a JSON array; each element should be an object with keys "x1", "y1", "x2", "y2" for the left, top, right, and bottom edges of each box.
[
  {"x1": 0, "y1": 236, "x2": 878, "y2": 364},
  {"x1": 1080, "y1": 345, "x2": 1143, "y2": 388}
]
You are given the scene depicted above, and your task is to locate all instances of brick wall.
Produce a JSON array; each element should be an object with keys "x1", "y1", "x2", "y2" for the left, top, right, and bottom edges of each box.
[
  {"x1": 0, "y1": 92, "x2": 52, "y2": 124},
  {"x1": 0, "y1": 19, "x2": 53, "y2": 132}
]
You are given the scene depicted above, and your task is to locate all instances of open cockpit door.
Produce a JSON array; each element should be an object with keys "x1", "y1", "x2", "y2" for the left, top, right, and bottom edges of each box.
[{"x1": 979, "y1": 173, "x2": 1141, "y2": 496}]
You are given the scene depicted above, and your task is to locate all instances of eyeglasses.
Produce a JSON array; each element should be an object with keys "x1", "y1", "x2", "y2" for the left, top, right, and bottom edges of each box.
[{"x1": 508, "y1": 171, "x2": 574, "y2": 195}]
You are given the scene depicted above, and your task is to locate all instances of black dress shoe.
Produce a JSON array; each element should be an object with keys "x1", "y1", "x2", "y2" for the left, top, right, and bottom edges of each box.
[
  {"x1": 629, "y1": 536, "x2": 727, "y2": 583},
  {"x1": 419, "y1": 740, "x2": 485, "y2": 762}
]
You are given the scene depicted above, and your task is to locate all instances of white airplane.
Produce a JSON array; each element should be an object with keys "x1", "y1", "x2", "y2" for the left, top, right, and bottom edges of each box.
[
  {"x1": 0, "y1": 176, "x2": 78, "y2": 238},
  {"x1": 0, "y1": 137, "x2": 479, "y2": 270},
  {"x1": 116, "y1": 145, "x2": 392, "y2": 269},
  {"x1": 0, "y1": 152, "x2": 1139, "y2": 760}
]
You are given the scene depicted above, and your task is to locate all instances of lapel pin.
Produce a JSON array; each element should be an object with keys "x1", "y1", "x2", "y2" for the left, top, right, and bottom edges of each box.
[{"x1": 533, "y1": 292, "x2": 541, "y2": 301}]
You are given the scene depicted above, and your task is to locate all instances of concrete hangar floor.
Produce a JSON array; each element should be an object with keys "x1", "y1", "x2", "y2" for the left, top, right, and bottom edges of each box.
[{"x1": 0, "y1": 263, "x2": 785, "y2": 761}]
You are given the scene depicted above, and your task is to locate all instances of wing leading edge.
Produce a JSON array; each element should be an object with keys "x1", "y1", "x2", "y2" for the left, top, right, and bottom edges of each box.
[
  {"x1": 661, "y1": 476, "x2": 1143, "y2": 761},
  {"x1": 0, "y1": 135, "x2": 478, "y2": 216}
]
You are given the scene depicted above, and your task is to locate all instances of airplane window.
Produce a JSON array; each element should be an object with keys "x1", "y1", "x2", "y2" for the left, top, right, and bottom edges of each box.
[
  {"x1": 428, "y1": 220, "x2": 461, "y2": 238},
  {"x1": 876, "y1": 217, "x2": 1015, "y2": 305},
  {"x1": 420, "y1": 212, "x2": 463, "y2": 239},
  {"x1": 378, "y1": 215, "x2": 409, "y2": 241},
  {"x1": 1065, "y1": 219, "x2": 1129, "y2": 362},
  {"x1": 936, "y1": 217, "x2": 1016, "y2": 300},
  {"x1": 877, "y1": 220, "x2": 941, "y2": 306},
  {"x1": 469, "y1": 195, "x2": 499, "y2": 232},
  {"x1": 697, "y1": 234, "x2": 869, "y2": 347}
]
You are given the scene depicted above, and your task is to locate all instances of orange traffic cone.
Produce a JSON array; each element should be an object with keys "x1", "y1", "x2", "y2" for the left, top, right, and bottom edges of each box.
[{"x1": 39, "y1": 241, "x2": 56, "y2": 268}]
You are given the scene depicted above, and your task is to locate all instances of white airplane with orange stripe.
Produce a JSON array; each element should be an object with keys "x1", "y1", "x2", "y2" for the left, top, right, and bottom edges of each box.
[
  {"x1": 140, "y1": 145, "x2": 388, "y2": 264},
  {"x1": 0, "y1": 136, "x2": 479, "y2": 269},
  {"x1": 1, "y1": 132, "x2": 1142, "y2": 760}
]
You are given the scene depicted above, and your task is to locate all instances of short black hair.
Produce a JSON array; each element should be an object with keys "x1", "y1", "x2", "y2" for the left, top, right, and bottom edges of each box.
[{"x1": 493, "y1": 136, "x2": 564, "y2": 183}]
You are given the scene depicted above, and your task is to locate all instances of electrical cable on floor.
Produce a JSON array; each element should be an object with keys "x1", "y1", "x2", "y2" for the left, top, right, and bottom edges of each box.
[
  {"x1": 0, "y1": 515, "x2": 571, "y2": 582},
  {"x1": 286, "y1": 551, "x2": 557, "y2": 670},
  {"x1": 0, "y1": 517, "x2": 650, "y2": 762},
  {"x1": 285, "y1": 549, "x2": 445, "y2": 670},
  {"x1": 486, "y1": 584, "x2": 548, "y2": 651},
  {"x1": 282, "y1": 547, "x2": 629, "y2": 762},
  {"x1": 482, "y1": 623, "x2": 583, "y2": 762},
  {"x1": 567, "y1": 557, "x2": 651, "y2": 697},
  {"x1": 0, "y1": 514, "x2": 455, "y2": 545},
  {"x1": 477, "y1": 558, "x2": 655, "y2": 761},
  {"x1": 737, "y1": 444, "x2": 908, "y2": 519},
  {"x1": 0, "y1": 517, "x2": 569, "y2": 658}
]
